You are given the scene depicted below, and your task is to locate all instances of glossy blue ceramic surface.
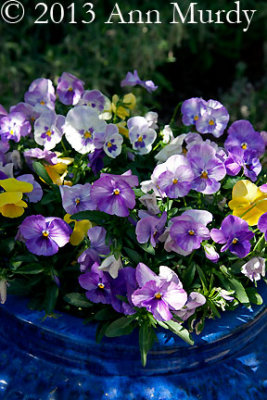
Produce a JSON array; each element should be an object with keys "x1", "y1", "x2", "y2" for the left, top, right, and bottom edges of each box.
[{"x1": 0, "y1": 286, "x2": 266, "y2": 399}]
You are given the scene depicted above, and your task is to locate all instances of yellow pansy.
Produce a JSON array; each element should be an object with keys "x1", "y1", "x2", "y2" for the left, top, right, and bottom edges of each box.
[
  {"x1": 123, "y1": 93, "x2": 136, "y2": 110},
  {"x1": 0, "y1": 178, "x2": 33, "y2": 218},
  {"x1": 45, "y1": 157, "x2": 74, "y2": 186},
  {"x1": 64, "y1": 214, "x2": 92, "y2": 246},
  {"x1": 116, "y1": 121, "x2": 129, "y2": 138},
  {"x1": 111, "y1": 93, "x2": 136, "y2": 120},
  {"x1": 229, "y1": 180, "x2": 267, "y2": 226}
]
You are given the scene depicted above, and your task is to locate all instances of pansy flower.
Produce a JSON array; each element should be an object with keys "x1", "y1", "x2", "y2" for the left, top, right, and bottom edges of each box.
[
  {"x1": 196, "y1": 99, "x2": 229, "y2": 138},
  {"x1": 145, "y1": 112, "x2": 158, "y2": 130},
  {"x1": 0, "y1": 105, "x2": 7, "y2": 120},
  {"x1": 210, "y1": 215, "x2": 254, "y2": 258},
  {"x1": 241, "y1": 257, "x2": 265, "y2": 282},
  {"x1": 225, "y1": 120, "x2": 265, "y2": 157},
  {"x1": 0, "y1": 112, "x2": 31, "y2": 142},
  {"x1": 17, "y1": 174, "x2": 43, "y2": 203},
  {"x1": 78, "y1": 226, "x2": 110, "y2": 272},
  {"x1": 24, "y1": 78, "x2": 56, "y2": 111},
  {"x1": 121, "y1": 70, "x2": 158, "y2": 93},
  {"x1": 153, "y1": 154, "x2": 194, "y2": 198},
  {"x1": 225, "y1": 148, "x2": 262, "y2": 182},
  {"x1": 64, "y1": 214, "x2": 92, "y2": 246},
  {"x1": 258, "y1": 213, "x2": 267, "y2": 240},
  {"x1": 131, "y1": 263, "x2": 187, "y2": 322},
  {"x1": 19, "y1": 215, "x2": 72, "y2": 256},
  {"x1": 34, "y1": 109, "x2": 65, "y2": 150},
  {"x1": 64, "y1": 106, "x2": 107, "y2": 154},
  {"x1": 60, "y1": 183, "x2": 96, "y2": 215},
  {"x1": 79, "y1": 262, "x2": 113, "y2": 305},
  {"x1": 94, "y1": 124, "x2": 123, "y2": 159},
  {"x1": 91, "y1": 173, "x2": 137, "y2": 217},
  {"x1": 181, "y1": 98, "x2": 206, "y2": 126},
  {"x1": 0, "y1": 178, "x2": 33, "y2": 218},
  {"x1": 57, "y1": 72, "x2": 84, "y2": 105},
  {"x1": 174, "y1": 292, "x2": 206, "y2": 321},
  {"x1": 24, "y1": 148, "x2": 59, "y2": 168},
  {"x1": 88, "y1": 149, "x2": 105, "y2": 175},
  {"x1": 77, "y1": 90, "x2": 105, "y2": 112},
  {"x1": 136, "y1": 211, "x2": 167, "y2": 247},
  {"x1": 187, "y1": 142, "x2": 226, "y2": 194},
  {"x1": 128, "y1": 116, "x2": 157, "y2": 154}
]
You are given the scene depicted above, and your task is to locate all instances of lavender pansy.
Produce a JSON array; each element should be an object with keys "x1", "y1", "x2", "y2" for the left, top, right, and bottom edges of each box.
[
  {"x1": 0, "y1": 112, "x2": 31, "y2": 142},
  {"x1": 225, "y1": 120, "x2": 265, "y2": 157},
  {"x1": 100, "y1": 124, "x2": 123, "y2": 159},
  {"x1": 60, "y1": 183, "x2": 96, "y2": 215},
  {"x1": 174, "y1": 292, "x2": 206, "y2": 321},
  {"x1": 196, "y1": 99, "x2": 229, "y2": 138},
  {"x1": 241, "y1": 257, "x2": 265, "y2": 282},
  {"x1": 57, "y1": 72, "x2": 84, "y2": 105},
  {"x1": 187, "y1": 142, "x2": 226, "y2": 194},
  {"x1": 77, "y1": 90, "x2": 106, "y2": 113},
  {"x1": 17, "y1": 174, "x2": 43, "y2": 203},
  {"x1": 24, "y1": 148, "x2": 58, "y2": 168},
  {"x1": 258, "y1": 213, "x2": 267, "y2": 240},
  {"x1": 210, "y1": 215, "x2": 254, "y2": 258},
  {"x1": 110, "y1": 267, "x2": 137, "y2": 315},
  {"x1": 225, "y1": 148, "x2": 262, "y2": 182},
  {"x1": 25, "y1": 78, "x2": 56, "y2": 111},
  {"x1": 64, "y1": 106, "x2": 107, "y2": 154},
  {"x1": 91, "y1": 174, "x2": 136, "y2": 217},
  {"x1": 181, "y1": 98, "x2": 206, "y2": 126},
  {"x1": 136, "y1": 212, "x2": 167, "y2": 247},
  {"x1": 88, "y1": 149, "x2": 105, "y2": 175},
  {"x1": 131, "y1": 263, "x2": 187, "y2": 322},
  {"x1": 121, "y1": 70, "x2": 158, "y2": 93},
  {"x1": 128, "y1": 116, "x2": 157, "y2": 155},
  {"x1": 154, "y1": 154, "x2": 194, "y2": 198},
  {"x1": 78, "y1": 226, "x2": 110, "y2": 272},
  {"x1": 19, "y1": 215, "x2": 72, "y2": 256},
  {"x1": 34, "y1": 109, "x2": 65, "y2": 150},
  {"x1": 79, "y1": 262, "x2": 113, "y2": 305}
]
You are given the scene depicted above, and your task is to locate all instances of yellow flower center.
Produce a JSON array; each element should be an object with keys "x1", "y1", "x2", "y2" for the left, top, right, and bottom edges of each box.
[
  {"x1": 173, "y1": 178, "x2": 178, "y2": 184},
  {"x1": 107, "y1": 142, "x2": 112, "y2": 148},
  {"x1": 68, "y1": 87, "x2": 73, "y2": 92},
  {"x1": 155, "y1": 292, "x2": 162, "y2": 300},
  {"x1": 10, "y1": 130, "x2": 14, "y2": 135},
  {"x1": 40, "y1": 101, "x2": 45, "y2": 105},
  {"x1": 46, "y1": 130, "x2": 52, "y2": 137},
  {"x1": 114, "y1": 189, "x2": 120, "y2": 195},
  {"x1": 182, "y1": 147, "x2": 187, "y2": 155},
  {"x1": 194, "y1": 115, "x2": 199, "y2": 121},
  {"x1": 75, "y1": 198, "x2": 80, "y2": 205},
  {"x1": 241, "y1": 142, "x2": 248, "y2": 150},
  {"x1": 42, "y1": 230, "x2": 49, "y2": 238},
  {"x1": 84, "y1": 131, "x2": 92, "y2": 139},
  {"x1": 209, "y1": 120, "x2": 215, "y2": 126},
  {"x1": 232, "y1": 238, "x2": 239, "y2": 244},
  {"x1": 137, "y1": 136, "x2": 143, "y2": 142},
  {"x1": 201, "y1": 171, "x2": 208, "y2": 179},
  {"x1": 188, "y1": 230, "x2": 195, "y2": 236},
  {"x1": 98, "y1": 283, "x2": 105, "y2": 289}
]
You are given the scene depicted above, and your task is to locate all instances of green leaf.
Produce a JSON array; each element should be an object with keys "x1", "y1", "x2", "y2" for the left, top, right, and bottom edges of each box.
[
  {"x1": 207, "y1": 299, "x2": 221, "y2": 319},
  {"x1": 71, "y1": 210, "x2": 107, "y2": 224},
  {"x1": 44, "y1": 284, "x2": 59, "y2": 314},
  {"x1": 228, "y1": 277, "x2": 250, "y2": 304},
  {"x1": 196, "y1": 265, "x2": 208, "y2": 292},
  {"x1": 64, "y1": 293, "x2": 92, "y2": 308},
  {"x1": 105, "y1": 317, "x2": 136, "y2": 337},
  {"x1": 222, "y1": 176, "x2": 243, "y2": 190},
  {"x1": 13, "y1": 263, "x2": 44, "y2": 275},
  {"x1": 94, "y1": 307, "x2": 118, "y2": 321},
  {"x1": 138, "y1": 242, "x2": 155, "y2": 255},
  {"x1": 11, "y1": 254, "x2": 39, "y2": 263},
  {"x1": 164, "y1": 320, "x2": 194, "y2": 345},
  {"x1": 183, "y1": 263, "x2": 196, "y2": 289},
  {"x1": 246, "y1": 287, "x2": 263, "y2": 305},
  {"x1": 139, "y1": 322, "x2": 157, "y2": 367},
  {"x1": 0, "y1": 238, "x2": 15, "y2": 255},
  {"x1": 123, "y1": 247, "x2": 142, "y2": 264},
  {"x1": 33, "y1": 161, "x2": 53, "y2": 185}
]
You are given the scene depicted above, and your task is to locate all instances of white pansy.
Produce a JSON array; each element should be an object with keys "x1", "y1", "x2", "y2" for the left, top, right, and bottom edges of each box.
[
  {"x1": 34, "y1": 109, "x2": 65, "y2": 150},
  {"x1": 128, "y1": 116, "x2": 157, "y2": 155},
  {"x1": 98, "y1": 255, "x2": 122, "y2": 279}
]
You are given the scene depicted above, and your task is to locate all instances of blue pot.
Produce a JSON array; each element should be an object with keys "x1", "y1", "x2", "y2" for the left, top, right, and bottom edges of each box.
[{"x1": 0, "y1": 286, "x2": 266, "y2": 400}]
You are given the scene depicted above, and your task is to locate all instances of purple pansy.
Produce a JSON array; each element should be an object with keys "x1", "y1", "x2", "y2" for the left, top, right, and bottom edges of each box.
[
  {"x1": 88, "y1": 149, "x2": 105, "y2": 175},
  {"x1": 0, "y1": 105, "x2": 7, "y2": 120},
  {"x1": 17, "y1": 174, "x2": 43, "y2": 203},
  {"x1": 100, "y1": 170, "x2": 139, "y2": 188},
  {"x1": 153, "y1": 154, "x2": 194, "y2": 198},
  {"x1": 94, "y1": 124, "x2": 123, "y2": 159},
  {"x1": 0, "y1": 112, "x2": 31, "y2": 142},
  {"x1": 196, "y1": 99, "x2": 229, "y2": 138},
  {"x1": 24, "y1": 148, "x2": 58, "y2": 168},
  {"x1": 60, "y1": 183, "x2": 96, "y2": 215},
  {"x1": 11, "y1": 102, "x2": 40, "y2": 124},
  {"x1": 136, "y1": 211, "x2": 167, "y2": 247},
  {"x1": 241, "y1": 257, "x2": 265, "y2": 282},
  {"x1": 174, "y1": 292, "x2": 206, "y2": 321},
  {"x1": 25, "y1": 78, "x2": 56, "y2": 111},
  {"x1": 225, "y1": 148, "x2": 261, "y2": 182},
  {"x1": 19, "y1": 215, "x2": 72, "y2": 256},
  {"x1": 91, "y1": 173, "x2": 137, "y2": 217},
  {"x1": 121, "y1": 70, "x2": 158, "y2": 93},
  {"x1": 258, "y1": 213, "x2": 267, "y2": 240},
  {"x1": 181, "y1": 98, "x2": 206, "y2": 126},
  {"x1": 79, "y1": 262, "x2": 113, "y2": 305},
  {"x1": 77, "y1": 90, "x2": 105, "y2": 112},
  {"x1": 78, "y1": 226, "x2": 110, "y2": 272},
  {"x1": 203, "y1": 243, "x2": 220, "y2": 263},
  {"x1": 110, "y1": 267, "x2": 137, "y2": 315},
  {"x1": 128, "y1": 116, "x2": 157, "y2": 154},
  {"x1": 57, "y1": 72, "x2": 84, "y2": 106},
  {"x1": 131, "y1": 263, "x2": 187, "y2": 322},
  {"x1": 225, "y1": 120, "x2": 265, "y2": 157},
  {"x1": 210, "y1": 215, "x2": 254, "y2": 258},
  {"x1": 34, "y1": 109, "x2": 65, "y2": 150},
  {"x1": 187, "y1": 142, "x2": 226, "y2": 194},
  {"x1": 63, "y1": 106, "x2": 107, "y2": 154}
]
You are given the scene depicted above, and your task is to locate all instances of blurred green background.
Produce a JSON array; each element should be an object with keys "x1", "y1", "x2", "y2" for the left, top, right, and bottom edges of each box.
[{"x1": 0, "y1": 0, "x2": 266, "y2": 128}]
